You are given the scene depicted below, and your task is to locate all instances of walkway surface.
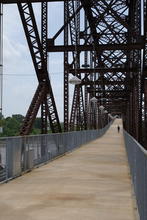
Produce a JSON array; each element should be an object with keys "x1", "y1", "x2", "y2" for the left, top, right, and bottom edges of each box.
[{"x1": 0, "y1": 119, "x2": 136, "y2": 220}]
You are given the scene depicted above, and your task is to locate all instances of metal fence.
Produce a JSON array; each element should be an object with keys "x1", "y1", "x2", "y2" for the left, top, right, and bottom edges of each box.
[
  {"x1": 0, "y1": 122, "x2": 112, "y2": 183},
  {"x1": 124, "y1": 131, "x2": 147, "y2": 220}
]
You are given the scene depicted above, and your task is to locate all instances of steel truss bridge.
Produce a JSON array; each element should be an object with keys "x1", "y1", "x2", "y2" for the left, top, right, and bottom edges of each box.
[{"x1": 1, "y1": 0, "x2": 147, "y2": 146}]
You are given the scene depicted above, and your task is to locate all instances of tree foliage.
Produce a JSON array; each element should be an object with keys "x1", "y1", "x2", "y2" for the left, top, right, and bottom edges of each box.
[
  {"x1": 0, "y1": 114, "x2": 64, "y2": 137},
  {"x1": 0, "y1": 114, "x2": 42, "y2": 137}
]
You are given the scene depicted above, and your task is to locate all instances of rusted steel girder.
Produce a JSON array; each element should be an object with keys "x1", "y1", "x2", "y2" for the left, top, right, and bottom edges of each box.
[
  {"x1": 64, "y1": 0, "x2": 85, "y2": 132},
  {"x1": 2, "y1": 0, "x2": 63, "y2": 3},
  {"x1": 80, "y1": 0, "x2": 129, "y2": 119},
  {"x1": 41, "y1": 2, "x2": 48, "y2": 134},
  {"x1": 69, "y1": 68, "x2": 138, "y2": 74},
  {"x1": 63, "y1": 0, "x2": 69, "y2": 132},
  {"x1": 18, "y1": 3, "x2": 61, "y2": 135},
  {"x1": 20, "y1": 83, "x2": 46, "y2": 135},
  {"x1": 47, "y1": 43, "x2": 144, "y2": 52},
  {"x1": 144, "y1": 81, "x2": 147, "y2": 147},
  {"x1": 3, "y1": 0, "x2": 146, "y2": 143},
  {"x1": 63, "y1": 2, "x2": 84, "y2": 132}
]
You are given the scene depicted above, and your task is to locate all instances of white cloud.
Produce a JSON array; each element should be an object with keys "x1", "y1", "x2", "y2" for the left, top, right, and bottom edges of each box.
[{"x1": 3, "y1": 35, "x2": 27, "y2": 62}]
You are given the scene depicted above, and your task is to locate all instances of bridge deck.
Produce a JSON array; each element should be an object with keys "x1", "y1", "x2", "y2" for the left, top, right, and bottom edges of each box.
[{"x1": 0, "y1": 119, "x2": 136, "y2": 220}]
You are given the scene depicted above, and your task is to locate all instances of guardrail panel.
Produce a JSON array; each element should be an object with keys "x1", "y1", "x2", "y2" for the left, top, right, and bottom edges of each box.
[
  {"x1": 0, "y1": 120, "x2": 113, "y2": 184},
  {"x1": 124, "y1": 131, "x2": 147, "y2": 220}
]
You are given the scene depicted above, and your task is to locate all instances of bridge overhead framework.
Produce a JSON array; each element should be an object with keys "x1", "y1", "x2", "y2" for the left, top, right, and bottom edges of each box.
[
  {"x1": 0, "y1": 0, "x2": 146, "y2": 147},
  {"x1": 0, "y1": 119, "x2": 137, "y2": 220}
]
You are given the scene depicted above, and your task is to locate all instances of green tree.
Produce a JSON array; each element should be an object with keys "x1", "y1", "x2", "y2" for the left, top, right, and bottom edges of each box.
[{"x1": 3, "y1": 117, "x2": 21, "y2": 136}]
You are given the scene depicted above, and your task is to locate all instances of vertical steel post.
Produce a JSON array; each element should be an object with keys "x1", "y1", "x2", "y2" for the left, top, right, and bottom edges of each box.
[
  {"x1": 144, "y1": 80, "x2": 147, "y2": 147},
  {"x1": 41, "y1": 1, "x2": 48, "y2": 134},
  {"x1": 0, "y1": 4, "x2": 3, "y2": 117},
  {"x1": 84, "y1": 14, "x2": 88, "y2": 129},
  {"x1": 64, "y1": 0, "x2": 69, "y2": 132},
  {"x1": 41, "y1": 1, "x2": 48, "y2": 156}
]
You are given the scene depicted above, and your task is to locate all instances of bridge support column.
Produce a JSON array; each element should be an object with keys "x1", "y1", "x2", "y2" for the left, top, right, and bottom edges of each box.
[{"x1": 144, "y1": 80, "x2": 147, "y2": 148}]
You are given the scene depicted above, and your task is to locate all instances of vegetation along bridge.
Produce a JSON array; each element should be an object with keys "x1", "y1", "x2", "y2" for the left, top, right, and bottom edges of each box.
[{"x1": 0, "y1": 0, "x2": 147, "y2": 219}]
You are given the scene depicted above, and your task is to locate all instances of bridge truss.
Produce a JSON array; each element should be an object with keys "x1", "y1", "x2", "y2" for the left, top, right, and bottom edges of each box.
[{"x1": 2, "y1": 0, "x2": 147, "y2": 145}]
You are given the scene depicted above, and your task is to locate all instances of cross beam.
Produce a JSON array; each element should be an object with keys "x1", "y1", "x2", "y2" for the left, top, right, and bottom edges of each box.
[{"x1": 2, "y1": 0, "x2": 63, "y2": 3}]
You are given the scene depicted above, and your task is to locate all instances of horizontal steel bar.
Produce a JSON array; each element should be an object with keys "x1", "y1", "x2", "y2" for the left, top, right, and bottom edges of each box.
[
  {"x1": 81, "y1": 81, "x2": 127, "y2": 86},
  {"x1": 69, "y1": 68, "x2": 138, "y2": 74},
  {"x1": 47, "y1": 43, "x2": 144, "y2": 52},
  {"x1": 2, "y1": 0, "x2": 63, "y2": 3}
]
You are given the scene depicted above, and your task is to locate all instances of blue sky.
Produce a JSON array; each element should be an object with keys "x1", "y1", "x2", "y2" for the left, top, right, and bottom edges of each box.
[{"x1": 3, "y1": 3, "x2": 67, "y2": 121}]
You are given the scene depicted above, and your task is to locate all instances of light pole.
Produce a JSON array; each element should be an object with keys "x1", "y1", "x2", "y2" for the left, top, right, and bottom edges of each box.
[
  {"x1": 69, "y1": 76, "x2": 81, "y2": 130},
  {"x1": 99, "y1": 105, "x2": 105, "y2": 128},
  {"x1": 104, "y1": 110, "x2": 108, "y2": 126},
  {"x1": 69, "y1": 76, "x2": 81, "y2": 85},
  {"x1": 108, "y1": 113, "x2": 111, "y2": 123},
  {"x1": 108, "y1": 113, "x2": 114, "y2": 122},
  {"x1": 90, "y1": 97, "x2": 97, "y2": 129}
]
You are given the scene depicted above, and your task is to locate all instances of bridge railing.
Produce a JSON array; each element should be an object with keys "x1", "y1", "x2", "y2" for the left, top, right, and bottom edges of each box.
[
  {"x1": 124, "y1": 131, "x2": 147, "y2": 220},
  {"x1": 0, "y1": 121, "x2": 113, "y2": 183}
]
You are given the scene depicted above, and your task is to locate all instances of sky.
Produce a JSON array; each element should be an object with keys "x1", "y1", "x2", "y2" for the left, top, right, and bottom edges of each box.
[{"x1": 2, "y1": 3, "x2": 67, "y2": 121}]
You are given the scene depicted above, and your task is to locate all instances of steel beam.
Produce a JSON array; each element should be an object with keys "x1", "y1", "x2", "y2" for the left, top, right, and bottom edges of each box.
[
  {"x1": 41, "y1": 1, "x2": 48, "y2": 134},
  {"x1": 20, "y1": 83, "x2": 46, "y2": 135},
  {"x1": 3, "y1": 0, "x2": 63, "y2": 3},
  {"x1": 63, "y1": 0, "x2": 69, "y2": 132},
  {"x1": 69, "y1": 68, "x2": 137, "y2": 74},
  {"x1": 47, "y1": 43, "x2": 144, "y2": 52},
  {"x1": 18, "y1": 3, "x2": 62, "y2": 135}
]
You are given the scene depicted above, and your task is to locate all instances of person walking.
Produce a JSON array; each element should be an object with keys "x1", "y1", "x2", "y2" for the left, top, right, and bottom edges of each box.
[{"x1": 117, "y1": 125, "x2": 120, "y2": 133}]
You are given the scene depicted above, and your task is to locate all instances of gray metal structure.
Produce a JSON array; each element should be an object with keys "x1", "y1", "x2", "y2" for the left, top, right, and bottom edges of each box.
[
  {"x1": 0, "y1": 4, "x2": 3, "y2": 116},
  {"x1": 124, "y1": 131, "x2": 147, "y2": 220},
  {"x1": 0, "y1": 122, "x2": 112, "y2": 183}
]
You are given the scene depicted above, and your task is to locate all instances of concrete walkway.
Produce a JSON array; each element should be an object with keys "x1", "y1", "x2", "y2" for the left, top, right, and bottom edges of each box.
[{"x1": 0, "y1": 120, "x2": 136, "y2": 220}]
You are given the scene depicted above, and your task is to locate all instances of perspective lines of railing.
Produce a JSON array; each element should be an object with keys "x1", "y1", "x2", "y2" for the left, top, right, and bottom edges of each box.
[
  {"x1": 0, "y1": 122, "x2": 146, "y2": 220},
  {"x1": 0, "y1": 122, "x2": 112, "y2": 184},
  {"x1": 124, "y1": 131, "x2": 147, "y2": 220}
]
